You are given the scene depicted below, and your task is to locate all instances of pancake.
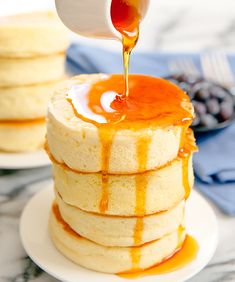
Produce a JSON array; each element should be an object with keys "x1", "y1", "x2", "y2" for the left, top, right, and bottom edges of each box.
[
  {"x1": 0, "y1": 54, "x2": 65, "y2": 87},
  {"x1": 49, "y1": 205, "x2": 186, "y2": 274},
  {"x1": 47, "y1": 73, "x2": 196, "y2": 274},
  {"x1": 0, "y1": 119, "x2": 46, "y2": 152},
  {"x1": 0, "y1": 79, "x2": 64, "y2": 120},
  {"x1": 47, "y1": 74, "x2": 194, "y2": 174},
  {"x1": 52, "y1": 154, "x2": 193, "y2": 216},
  {"x1": 55, "y1": 193, "x2": 185, "y2": 247},
  {"x1": 0, "y1": 11, "x2": 69, "y2": 58}
]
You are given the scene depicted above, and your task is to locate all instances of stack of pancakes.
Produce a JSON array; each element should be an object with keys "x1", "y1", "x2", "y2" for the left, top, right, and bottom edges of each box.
[
  {"x1": 0, "y1": 12, "x2": 68, "y2": 152},
  {"x1": 47, "y1": 74, "x2": 197, "y2": 274}
]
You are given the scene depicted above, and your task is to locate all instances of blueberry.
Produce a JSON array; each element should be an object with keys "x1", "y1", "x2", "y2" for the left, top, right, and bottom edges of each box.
[
  {"x1": 223, "y1": 94, "x2": 234, "y2": 105},
  {"x1": 192, "y1": 116, "x2": 200, "y2": 127},
  {"x1": 194, "y1": 88, "x2": 210, "y2": 101},
  {"x1": 219, "y1": 101, "x2": 234, "y2": 121},
  {"x1": 186, "y1": 75, "x2": 201, "y2": 85},
  {"x1": 193, "y1": 101, "x2": 207, "y2": 115},
  {"x1": 206, "y1": 99, "x2": 220, "y2": 115},
  {"x1": 188, "y1": 91, "x2": 195, "y2": 100},
  {"x1": 179, "y1": 82, "x2": 191, "y2": 94},
  {"x1": 193, "y1": 81, "x2": 213, "y2": 91},
  {"x1": 200, "y1": 114, "x2": 218, "y2": 128},
  {"x1": 210, "y1": 86, "x2": 228, "y2": 100},
  {"x1": 173, "y1": 73, "x2": 188, "y2": 82},
  {"x1": 168, "y1": 78, "x2": 179, "y2": 86}
]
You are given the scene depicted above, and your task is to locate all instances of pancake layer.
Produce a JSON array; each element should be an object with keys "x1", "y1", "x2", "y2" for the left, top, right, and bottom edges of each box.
[
  {"x1": 53, "y1": 155, "x2": 193, "y2": 216},
  {"x1": 0, "y1": 54, "x2": 65, "y2": 87},
  {"x1": 0, "y1": 12, "x2": 69, "y2": 58},
  {"x1": 0, "y1": 80, "x2": 64, "y2": 120},
  {"x1": 49, "y1": 206, "x2": 186, "y2": 274},
  {"x1": 55, "y1": 193, "x2": 185, "y2": 247},
  {"x1": 0, "y1": 119, "x2": 46, "y2": 152},
  {"x1": 47, "y1": 74, "x2": 194, "y2": 173}
]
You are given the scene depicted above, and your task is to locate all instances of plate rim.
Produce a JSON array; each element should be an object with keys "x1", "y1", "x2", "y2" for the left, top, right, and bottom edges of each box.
[
  {"x1": 20, "y1": 184, "x2": 218, "y2": 282},
  {"x1": 0, "y1": 149, "x2": 50, "y2": 169}
]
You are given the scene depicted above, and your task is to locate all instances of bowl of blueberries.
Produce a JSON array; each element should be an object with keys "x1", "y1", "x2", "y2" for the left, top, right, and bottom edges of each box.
[{"x1": 166, "y1": 74, "x2": 235, "y2": 133}]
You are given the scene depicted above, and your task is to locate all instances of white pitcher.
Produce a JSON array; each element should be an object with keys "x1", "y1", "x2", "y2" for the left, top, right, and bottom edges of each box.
[{"x1": 55, "y1": 0, "x2": 149, "y2": 40}]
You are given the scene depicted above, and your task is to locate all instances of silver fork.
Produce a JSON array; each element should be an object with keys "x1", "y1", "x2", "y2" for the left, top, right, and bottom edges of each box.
[
  {"x1": 201, "y1": 51, "x2": 235, "y2": 95},
  {"x1": 168, "y1": 58, "x2": 200, "y2": 77}
]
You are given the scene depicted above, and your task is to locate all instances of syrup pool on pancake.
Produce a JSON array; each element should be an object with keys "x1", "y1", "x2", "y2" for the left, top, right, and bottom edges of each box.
[{"x1": 66, "y1": 74, "x2": 193, "y2": 128}]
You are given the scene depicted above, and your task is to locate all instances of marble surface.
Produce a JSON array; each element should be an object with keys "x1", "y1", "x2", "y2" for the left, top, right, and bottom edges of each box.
[
  {"x1": 0, "y1": 168, "x2": 235, "y2": 282},
  {"x1": 0, "y1": 0, "x2": 235, "y2": 281}
]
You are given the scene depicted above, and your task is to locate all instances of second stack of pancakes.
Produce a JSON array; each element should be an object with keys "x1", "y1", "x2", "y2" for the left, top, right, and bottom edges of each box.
[
  {"x1": 0, "y1": 11, "x2": 68, "y2": 152},
  {"x1": 48, "y1": 74, "x2": 197, "y2": 273}
]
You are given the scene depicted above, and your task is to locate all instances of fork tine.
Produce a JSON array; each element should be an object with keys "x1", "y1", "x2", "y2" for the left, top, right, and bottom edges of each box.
[
  {"x1": 168, "y1": 61, "x2": 179, "y2": 74},
  {"x1": 201, "y1": 52, "x2": 235, "y2": 87},
  {"x1": 181, "y1": 59, "x2": 192, "y2": 74},
  {"x1": 201, "y1": 54, "x2": 213, "y2": 81},
  {"x1": 201, "y1": 53, "x2": 219, "y2": 83},
  {"x1": 181, "y1": 59, "x2": 197, "y2": 76},
  {"x1": 169, "y1": 58, "x2": 199, "y2": 76},
  {"x1": 172, "y1": 60, "x2": 184, "y2": 74},
  {"x1": 170, "y1": 60, "x2": 188, "y2": 74},
  {"x1": 210, "y1": 52, "x2": 226, "y2": 85},
  {"x1": 187, "y1": 58, "x2": 200, "y2": 76},
  {"x1": 215, "y1": 52, "x2": 235, "y2": 86}
]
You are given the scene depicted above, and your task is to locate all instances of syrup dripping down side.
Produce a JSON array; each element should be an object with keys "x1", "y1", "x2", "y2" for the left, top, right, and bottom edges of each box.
[
  {"x1": 179, "y1": 127, "x2": 198, "y2": 200},
  {"x1": 99, "y1": 128, "x2": 116, "y2": 213},
  {"x1": 131, "y1": 134, "x2": 151, "y2": 269},
  {"x1": 119, "y1": 232, "x2": 199, "y2": 279},
  {"x1": 52, "y1": 204, "x2": 81, "y2": 239}
]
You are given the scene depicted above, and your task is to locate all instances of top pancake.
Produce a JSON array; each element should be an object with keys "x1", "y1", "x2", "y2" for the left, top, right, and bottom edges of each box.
[
  {"x1": 47, "y1": 74, "x2": 194, "y2": 173},
  {"x1": 0, "y1": 11, "x2": 69, "y2": 58}
]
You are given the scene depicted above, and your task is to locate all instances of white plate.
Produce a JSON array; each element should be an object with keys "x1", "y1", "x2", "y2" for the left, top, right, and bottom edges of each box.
[
  {"x1": 20, "y1": 184, "x2": 218, "y2": 282},
  {"x1": 0, "y1": 149, "x2": 50, "y2": 169}
]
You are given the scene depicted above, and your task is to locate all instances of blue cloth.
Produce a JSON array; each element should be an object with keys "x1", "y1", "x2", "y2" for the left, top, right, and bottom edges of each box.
[
  {"x1": 194, "y1": 125, "x2": 235, "y2": 215},
  {"x1": 67, "y1": 43, "x2": 235, "y2": 215}
]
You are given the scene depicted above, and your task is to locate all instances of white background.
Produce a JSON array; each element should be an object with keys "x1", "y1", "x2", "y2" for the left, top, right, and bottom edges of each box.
[{"x1": 0, "y1": 0, "x2": 235, "y2": 52}]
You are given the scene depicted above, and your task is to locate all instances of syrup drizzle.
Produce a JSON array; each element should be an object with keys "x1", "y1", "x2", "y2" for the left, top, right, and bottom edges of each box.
[
  {"x1": 119, "y1": 225, "x2": 185, "y2": 276},
  {"x1": 119, "y1": 233, "x2": 199, "y2": 278},
  {"x1": 135, "y1": 174, "x2": 148, "y2": 215},
  {"x1": 130, "y1": 134, "x2": 151, "y2": 267},
  {"x1": 122, "y1": 34, "x2": 138, "y2": 97},
  {"x1": 130, "y1": 217, "x2": 143, "y2": 269},
  {"x1": 52, "y1": 204, "x2": 81, "y2": 239},
  {"x1": 99, "y1": 174, "x2": 109, "y2": 213},
  {"x1": 135, "y1": 134, "x2": 151, "y2": 214},
  {"x1": 111, "y1": 0, "x2": 148, "y2": 98},
  {"x1": 179, "y1": 128, "x2": 198, "y2": 199},
  {"x1": 99, "y1": 128, "x2": 116, "y2": 213}
]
